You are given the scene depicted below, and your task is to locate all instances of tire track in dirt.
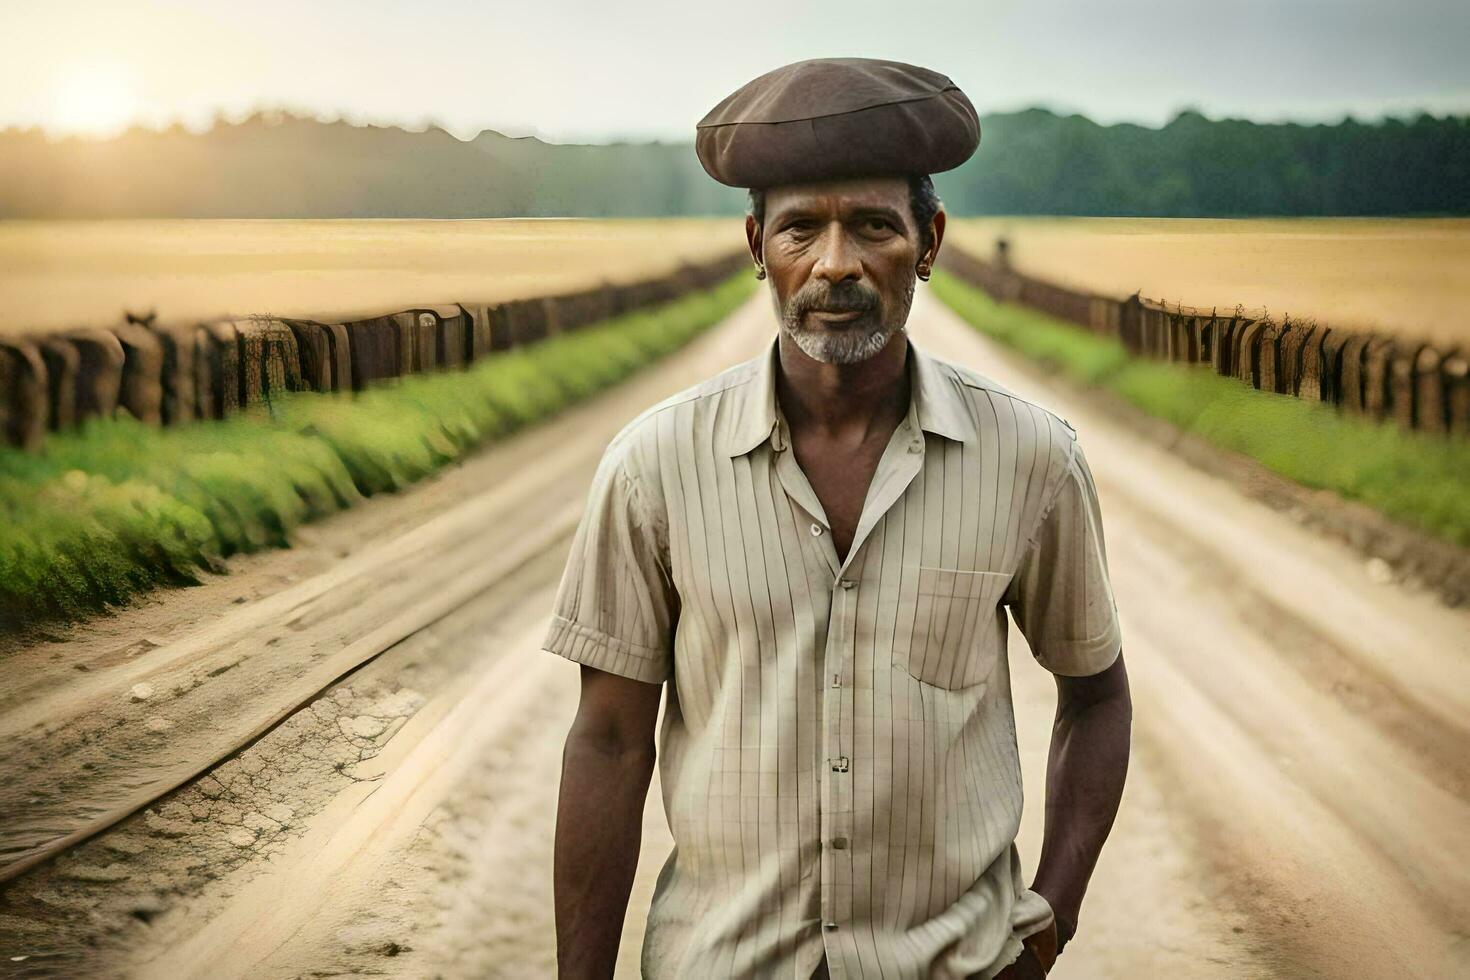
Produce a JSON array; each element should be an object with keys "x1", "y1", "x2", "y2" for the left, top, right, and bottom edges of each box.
[
  {"x1": 911, "y1": 289, "x2": 1470, "y2": 978},
  {"x1": 0, "y1": 301, "x2": 770, "y2": 976},
  {"x1": 9, "y1": 289, "x2": 1464, "y2": 978}
]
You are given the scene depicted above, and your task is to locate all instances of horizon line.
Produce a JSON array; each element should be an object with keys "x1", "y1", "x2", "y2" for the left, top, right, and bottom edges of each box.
[{"x1": 5, "y1": 101, "x2": 1465, "y2": 147}]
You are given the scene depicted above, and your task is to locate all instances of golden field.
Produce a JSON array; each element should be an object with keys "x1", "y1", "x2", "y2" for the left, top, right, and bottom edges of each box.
[
  {"x1": 5, "y1": 216, "x2": 1465, "y2": 348},
  {"x1": 0, "y1": 217, "x2": 742, "y2": 335},
  {"x1": 947, "y1": 217, "x2": 1470, "y2": 348}
]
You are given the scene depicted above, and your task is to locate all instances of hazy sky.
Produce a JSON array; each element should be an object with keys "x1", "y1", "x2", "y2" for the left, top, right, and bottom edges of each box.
[{"x1": 3, "y1": 0, "x2": 1466, "y2": 142}]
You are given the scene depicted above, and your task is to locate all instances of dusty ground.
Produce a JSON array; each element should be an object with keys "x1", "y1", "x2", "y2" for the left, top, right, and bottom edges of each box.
[
  {"x1": 0, "y1": 217, "x2": 740, "y2": 334},
  {"x1": 2, "y1": 289, "x2": 1467, "y2": 978},
  {"x1": 947, "y1": 217, "x2": 1470, "y2": 347}
]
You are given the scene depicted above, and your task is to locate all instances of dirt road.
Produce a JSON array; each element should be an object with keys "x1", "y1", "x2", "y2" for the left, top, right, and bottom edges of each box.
[{"x1": 2, "y1": 289, "x2": 1466, "y2": 979}]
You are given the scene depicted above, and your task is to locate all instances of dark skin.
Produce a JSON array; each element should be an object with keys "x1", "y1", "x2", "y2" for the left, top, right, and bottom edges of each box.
[
  {"x1": 553, "y1": 665, "x2": 661, "y2": 979},
  {"x1": 1009, "y1": 654, "x2": 1132, "y2": 977},
  {"x1": 552, "y1": 176, "x2": 1132, "y2": 979},
  {"x1": 752, "y1": 177, "x2": 936, "y2": 562}
]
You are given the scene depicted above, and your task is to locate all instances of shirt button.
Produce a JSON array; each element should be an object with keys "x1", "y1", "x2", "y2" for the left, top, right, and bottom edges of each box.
[
  {"x1": 907, "y1": 441, "x2": 922, "y2": 454},
  {"x1": 824, "y1": 922, "x2": 839, "y2": 931},
  {"x1": 810, "y1": 523, "x2": 823, "y2": 536},
  {"x1": 831, "y1": 837, "x2": 849, "y2": 850},
  {"x1": 837, "y1": 578, "x2": 856, "y2": 590}
]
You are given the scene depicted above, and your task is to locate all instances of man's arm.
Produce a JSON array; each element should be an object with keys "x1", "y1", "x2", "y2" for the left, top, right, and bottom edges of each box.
[
  {"x1": 1030, "y1": 650, "x2": 1132, "y2": 958},
  {"x1": 554, "y1": 664, "x2": 664, "y2": 980}
]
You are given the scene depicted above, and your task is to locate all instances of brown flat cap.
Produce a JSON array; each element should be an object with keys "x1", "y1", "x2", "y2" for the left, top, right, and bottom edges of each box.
[{"x1": 695, "y1": 57, "x2": 979, "y2": 189}]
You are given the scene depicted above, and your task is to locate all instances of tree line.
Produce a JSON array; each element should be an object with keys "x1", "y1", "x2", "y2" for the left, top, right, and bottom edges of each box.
[
  {"x1": 933, "y1": 108, "x2": 1469, "y2": 216},
  {"x1": 1, "y1": 107, "x2": 1463, "y2": 219}
]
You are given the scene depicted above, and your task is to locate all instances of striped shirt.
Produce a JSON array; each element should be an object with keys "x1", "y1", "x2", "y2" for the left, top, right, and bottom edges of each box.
[{"x1": 543, "y1": 332, "x2": 1123, "y2": 979}]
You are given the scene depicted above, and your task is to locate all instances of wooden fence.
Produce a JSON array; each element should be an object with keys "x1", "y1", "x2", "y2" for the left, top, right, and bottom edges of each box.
[
  {"x1": 940, "y1": 240, "x2": 1469, "y2": 439},
  {"x1": 0, "y1": 252, "x2": 746, "y2": 451}
]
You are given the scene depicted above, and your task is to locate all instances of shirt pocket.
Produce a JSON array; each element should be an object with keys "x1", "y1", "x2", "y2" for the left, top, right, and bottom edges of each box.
[{"x1": 892, "y1": 564, "x2": 1012, "y2": 690}]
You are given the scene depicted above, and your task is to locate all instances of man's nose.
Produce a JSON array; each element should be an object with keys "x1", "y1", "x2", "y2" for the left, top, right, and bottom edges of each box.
[{"x1": 810, "y1": 224, "x2": 863, "y2": 284}]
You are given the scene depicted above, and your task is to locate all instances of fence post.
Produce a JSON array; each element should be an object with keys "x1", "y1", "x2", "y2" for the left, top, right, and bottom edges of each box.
[
  {"x1": 39, "y1": 338, "x2": 79, "y2": 431},
  {"x1": 113, "y1": 324, "x2": 165, "y2": 425},
  {"x1": 1197, "y1": 314, "x2": 1216, "y2": 366},
  {"x1": 1444, "y1": 353, "x2": 1469, "y2": 436},
  {"x1": 1118, "y1": 293, "x2": 1142, "y2": 355},
  {"x1": 1277, "y1": 320, "x2": 1310, "y2": 396},
  {"x1": 0, "y1": 339, "x2": 48, "y2": 450},
  {"x1": 197, "y1": 321, "x2": 241, "y2": 418},
  {"x1": 1213, "y1": 315, "x2": 1235, "y2": 377},
  {"x1": 436, "y1": 307, "x2": 469, "y2": 371},
  {"x1": 1297, "y1": 327, "x2": 1326, "y2": 400},
  {"x1": 1339, "y1": 334, "x2": 1371, "y2": 414},
  {"x1": 1388, "y1": 343, "x2": 1419, "y2": 432},
  {"x1": 149, "y1": 323, "x2": 198, "y2": 425},
  {"x1": 283, "y1": 319, "x2": 339, "y2": 393},
  {"x1": 1362, "y1": 336, "x2": 1395, "y2": 421},
  {"x1": 1412, "y1": 347, "x2": 1446, "y2": 434},
  {"x1": 1256, "y1": 319, "x2": 1283, "y2": 393},
  {"x1": 1234, "y1": 320, "x2": 1263, "y2": 387},
  {"x1": 1318, "y1": 330, "x2": 1344, "y2": 405},
  {"x1": 67, "y1": 329, "x2": 126, "y2": 422}
]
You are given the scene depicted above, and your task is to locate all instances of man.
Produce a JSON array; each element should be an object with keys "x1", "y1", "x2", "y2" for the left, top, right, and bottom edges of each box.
[{"x1": 545, "y1": 58, "x2": 1131, "y2": 980}]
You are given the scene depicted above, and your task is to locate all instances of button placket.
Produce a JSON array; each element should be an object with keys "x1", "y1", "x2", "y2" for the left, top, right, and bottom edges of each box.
[
  {"x1": 770, "y1": 445, "x2": 839, "y2": 577},
  {"x1": 833, "y1": 402, "x2": 924, "y2": 584},
  {"x1": 820, "y1": 552, "x2": 857, "y2": 945},
  {"x1": 782, "y1": 400, "x2": 923, "y2": 952},
  {"x1": 815, "y1": 409, "x2": 923, "y2": 944}
]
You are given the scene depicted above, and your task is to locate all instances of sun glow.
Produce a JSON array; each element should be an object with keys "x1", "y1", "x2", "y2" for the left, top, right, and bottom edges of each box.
[{"x1": 48, "y1": 62, "x2": 141, "y2": 137}]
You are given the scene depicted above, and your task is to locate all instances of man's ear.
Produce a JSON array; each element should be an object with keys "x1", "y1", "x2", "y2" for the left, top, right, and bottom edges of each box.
[
  {"x1": 924, "y1": 208, "x2": 947, "y2": 270},
  {"x1": 745, "y1": 213, "x2": 764, "y2": 269}
]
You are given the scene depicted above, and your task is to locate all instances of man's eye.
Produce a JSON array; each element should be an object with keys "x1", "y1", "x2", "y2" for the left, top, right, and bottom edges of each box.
[{"x1": 863, "y1": 218, "x2": 893, "y2": 233}]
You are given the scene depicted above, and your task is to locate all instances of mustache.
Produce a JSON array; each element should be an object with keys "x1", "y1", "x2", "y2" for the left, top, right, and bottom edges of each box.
[{"x1": 792, "y1": 281, "x2": 879, "y2": 316}]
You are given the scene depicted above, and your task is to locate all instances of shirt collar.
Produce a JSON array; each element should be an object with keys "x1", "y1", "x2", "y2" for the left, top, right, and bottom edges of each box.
[{"x1": 722, "y1": 333, "x2": 975, "y2": 458}]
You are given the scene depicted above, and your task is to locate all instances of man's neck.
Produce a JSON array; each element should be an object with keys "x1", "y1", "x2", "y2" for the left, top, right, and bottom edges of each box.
[{"x1": 774, "y1": 331, "x2": 911, "y2": 446}]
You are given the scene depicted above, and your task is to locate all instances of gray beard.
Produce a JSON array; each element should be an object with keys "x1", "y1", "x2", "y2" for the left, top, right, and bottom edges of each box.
[
  {"x1": 776, "y1": 278, "x2": 915, "y2": 365},
  {"x1": 784, "y1": 317, "x2": 900, "y2": 364}
]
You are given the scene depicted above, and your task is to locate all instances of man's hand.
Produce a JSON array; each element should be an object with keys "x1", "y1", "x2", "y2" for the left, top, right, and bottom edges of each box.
[
  {"x1": 1024, "y1": 919, "x2": 1059, "y2": 973},
  {"x1": 987, "y1": 921, "x2": 1056, "y2": 979},
  {"x1": 553, "y1": 665, "x2": 663, "y2": 979},
  {"x1": 975, "y1": 921, "x2": 1058, "y2": 980}
]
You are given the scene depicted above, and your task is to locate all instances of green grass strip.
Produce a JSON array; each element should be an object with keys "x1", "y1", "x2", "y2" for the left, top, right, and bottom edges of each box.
[
  {"x1": 931, "y1": 269, "x2": 1470, "y2": 550},
  {"x1": 0, "y1": 274, "x2": 756, "y2": 632}
]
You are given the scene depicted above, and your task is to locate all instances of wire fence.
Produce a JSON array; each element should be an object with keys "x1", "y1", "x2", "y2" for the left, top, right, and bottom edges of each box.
[
  {"x1": 0, "y1": 252, "x2": 747, "y2": 451},
  {"x1": 940, "y1": 239, "x2": 1469, "y2": 439}
]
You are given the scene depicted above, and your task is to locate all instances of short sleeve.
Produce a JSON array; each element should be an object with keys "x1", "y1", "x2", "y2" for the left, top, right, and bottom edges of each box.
[
  {"x1": 541, "y1": 446, "x2": 678, "y2": 685},
  {"x1": 1005, "y1": 435, "x2": 1122, "y2": 676}
]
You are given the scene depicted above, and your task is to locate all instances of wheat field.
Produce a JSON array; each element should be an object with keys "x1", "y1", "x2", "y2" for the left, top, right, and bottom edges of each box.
[
  {"x1": 0, "y1": 217, "x2": 742, "y2": 335},
  {"x1": 6, "y1": 216, "x2": 1465, "y2": 347},
  {"x1": 947, "y1": 217, "x2": 1470, "y2": 347}
]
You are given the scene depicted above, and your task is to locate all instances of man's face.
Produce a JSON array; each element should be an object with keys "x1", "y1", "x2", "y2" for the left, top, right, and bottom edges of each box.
[{"x1": 748, "y1": 176, "x2": 938, "y2": 365}]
